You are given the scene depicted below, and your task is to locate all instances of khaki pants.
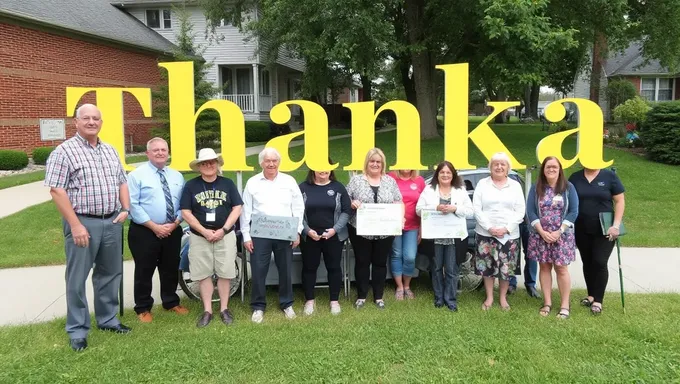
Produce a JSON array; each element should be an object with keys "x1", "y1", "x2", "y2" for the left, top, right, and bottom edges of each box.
[{"x1": 188, "y1": 231, "x2": 237, "y2": 281}]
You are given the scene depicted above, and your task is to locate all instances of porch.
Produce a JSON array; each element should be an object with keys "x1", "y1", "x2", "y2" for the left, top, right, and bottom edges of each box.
[{"x1": 217, "y1": 64, "x2": 302, "y2": 116}]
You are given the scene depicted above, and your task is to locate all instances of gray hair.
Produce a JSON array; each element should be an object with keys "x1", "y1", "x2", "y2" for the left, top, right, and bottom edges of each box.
[
  {"x1": 146, "y1": 137, "x2": 168, "y2": 151},
  {"x1": 488, "y1": 152, "x2": 512, "y2": 170},
  {"x1": 75, "y1": 103, "x2": 100, "y2": 119},
  {"x1": 258, "y1": 147, "x2": 281, "y2": 165}
]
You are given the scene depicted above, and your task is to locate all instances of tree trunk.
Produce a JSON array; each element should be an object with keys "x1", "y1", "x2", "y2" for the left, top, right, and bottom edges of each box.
[
  {"x1": 523, "y1": 86, "x2": 532, "y2": 118},
  {"x1": 360, "y1": 74, "x2": 373, "y2": 102},
  {"x1": 530, "y1": 82, "x2": 540, "y2": 119},
  {"x1": 589, "y1": 32, "x2": 607, "y2": 104},
  {"x1": 398, "y1": 57, "x2": 417, "y2": 105},
  {"x1": 492, "y1": 89, "x2": 507, "y2": 124},
  {"x1": 405, "y1": 0, "x2": 438, "y2": 139}
]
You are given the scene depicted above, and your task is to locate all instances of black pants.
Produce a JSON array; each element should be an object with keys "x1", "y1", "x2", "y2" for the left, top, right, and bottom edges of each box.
[
  {"x1": 128, "y1": 223, "x2": 182, "y2": 314},
  {"x1": 575, "y1": 227, "x2": 616, "y2": 303},
  {"x1": 348, "y1": 225, "x2": 394, "y2": 301},
  {"x1": 250, "y1": 237, "x2": 293, "y2": 311},
  {"x1": 299, "y1": 236, "x2": 344, "y2": 301}
]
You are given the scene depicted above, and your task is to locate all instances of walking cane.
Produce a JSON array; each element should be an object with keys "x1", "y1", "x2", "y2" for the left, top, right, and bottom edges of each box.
[
  {"x1": 611, "y1": 167, "x2": 625, "y2": 314},
  {"x1": 120, "y1": 227, "x2": 125, "y2": 316}
]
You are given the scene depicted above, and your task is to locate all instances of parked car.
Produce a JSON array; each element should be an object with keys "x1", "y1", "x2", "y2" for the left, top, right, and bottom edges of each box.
[{"x1": 178, "y1": 168, "x2": 527, "y2": 302}]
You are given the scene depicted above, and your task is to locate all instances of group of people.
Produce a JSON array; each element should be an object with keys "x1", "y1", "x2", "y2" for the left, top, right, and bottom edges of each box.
[{"x1": 45, "y1": 104, "x2": 625, "y2": 353}]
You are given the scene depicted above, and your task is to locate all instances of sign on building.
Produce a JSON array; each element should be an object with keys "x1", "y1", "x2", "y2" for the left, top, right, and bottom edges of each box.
[{"x1": 39, "y1": 119, "x2": 65, "y2": 141}]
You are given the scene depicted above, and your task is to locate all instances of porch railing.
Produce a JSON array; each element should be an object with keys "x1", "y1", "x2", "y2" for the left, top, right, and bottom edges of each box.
[{"x1": 220, "y1": 94, "x2": 254, "y2": 112}]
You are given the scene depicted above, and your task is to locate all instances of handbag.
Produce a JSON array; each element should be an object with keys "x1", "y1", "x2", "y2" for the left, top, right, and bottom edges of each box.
[{"x1": 599, "y1": 212, "x2": 626, "y2": 237}]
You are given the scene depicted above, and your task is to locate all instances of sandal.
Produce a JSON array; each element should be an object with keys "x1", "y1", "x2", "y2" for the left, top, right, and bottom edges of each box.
[
  {"x1": 481, "y1": 302, "x2": 492, "y2": 311},
  {"x1": 404, "y1": 288, "x2": 415, "y2": 299},
  {"x1": 580, "y1": 297, "x2": 593, "y2": 307},
  {"x1": 556, "y1": 308, "x2": 570, "y2": 319},
  {"x1": 395, "y1": 289, "x2": 404, "y2": 301},
  {"x1": 590, "y1": 303, "x2": 602, "y2": 315},
  {"x1": 539, "y1": 305, "x2": 552, "y2": 317}
]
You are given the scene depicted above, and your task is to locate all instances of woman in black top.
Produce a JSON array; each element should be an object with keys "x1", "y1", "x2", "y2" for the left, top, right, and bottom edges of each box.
[
  {"x1": 299, "y1": 165, "x2": 351, "y2": 316},
  {"x1": 568, "y1": 167, "x2": 625, "y2": 315}
]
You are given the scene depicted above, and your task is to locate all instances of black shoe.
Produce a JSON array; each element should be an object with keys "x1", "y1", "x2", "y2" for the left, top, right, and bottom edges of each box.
[
  {"x1": 98, "y1": 324, "x2": 131, "y2": 334},
  {"x1": 196, "y1": 311, "x2": 213, "y2": 328},
  {"x1": 447, "y1": 305, "x2": 458, "y2": 312},
  {"x1": 526, "y1": 286, "x2": 541, "y2": 299},
  {"x1": 70, "y1": 338, "x2": 87, "y2": 352},
  {"x1": 434, "y1": 301, "x2": 444, "y2": 308},
  {"x1": 508, "y1": 285, "x2": 516, "y2": 295},
  {"x1": 220, "y1": 309, "x2": 234, "y2": 326}
]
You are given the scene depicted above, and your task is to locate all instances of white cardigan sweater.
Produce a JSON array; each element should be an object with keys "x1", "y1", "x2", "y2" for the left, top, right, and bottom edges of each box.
[{"x1": 415, "y1": 184, "x2": 474, "y2": 239}]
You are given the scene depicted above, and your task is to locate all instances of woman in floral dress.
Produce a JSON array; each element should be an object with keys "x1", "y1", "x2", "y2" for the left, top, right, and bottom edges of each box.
[{"x1": 526, "y1": 156, "x2": 579, "y2": 319}]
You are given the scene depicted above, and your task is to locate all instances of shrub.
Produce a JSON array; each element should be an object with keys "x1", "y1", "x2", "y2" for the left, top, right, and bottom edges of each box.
[
  {"x1": 606, "y1": 79, "x2": 637, "y2": 113},
  {"x1": 375, "y1": 117, "x2": 386, "y2": 129},
  {"x1": 640, "y1": 102, "x2": 680, "y2": 165},
  {"x1": 196, "y1": 130, "x2": 220, "y2": 148},
  {"x1": 245, "y1": 121, "x2": 271, "y2": 142},
  {"x1": 549, "y1": 120, "x2": 570, "y2": 132},
  {"x1": 150, "y1": 127, "x2": 171, "y2": 148},
  {"x1": 0, "y1": 150, "x2": 29, "y2": 170},
  {"x1": 269, "y1": 122, "x2": 291, "y2": 138},
  {"x1": 132, "y1": 145, "x2": 147, "y2": 153},
  {"x1": 32, "y1": 147, "x2": 55, "y2": 165},
  {"x1": 613, "y1": 96, "x2": 650, "y2": 127}
]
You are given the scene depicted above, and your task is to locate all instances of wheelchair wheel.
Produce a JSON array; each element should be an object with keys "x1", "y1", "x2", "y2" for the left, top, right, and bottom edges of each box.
[
  {"x1": 458, "y1": 250, "x2": 483, "y2": 292},
  {"x1": 178, "y1": 253, "x2": 242, "y2": 302}
]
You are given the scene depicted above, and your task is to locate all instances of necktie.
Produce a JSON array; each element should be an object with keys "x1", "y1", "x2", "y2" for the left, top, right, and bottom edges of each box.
[{"x1": 158, "y1": 170, "x2": 175, "y2": 223}]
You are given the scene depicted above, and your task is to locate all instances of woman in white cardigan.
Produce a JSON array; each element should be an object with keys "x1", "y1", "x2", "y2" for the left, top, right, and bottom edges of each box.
[
  {"x1": 472, "y1": 152, "x2": 526, "y2": 311},
  {"x1": 416, "y1": 161, "x2": 474, "y2": 311}
]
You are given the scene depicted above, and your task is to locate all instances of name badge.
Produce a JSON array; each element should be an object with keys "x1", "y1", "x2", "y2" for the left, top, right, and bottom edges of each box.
[
  {"x1": 206, "y1": 212, "x2": 216, "y2": 222},
  {"x1": 552, "y1": 195, "x2": 563, "y2": 203}
]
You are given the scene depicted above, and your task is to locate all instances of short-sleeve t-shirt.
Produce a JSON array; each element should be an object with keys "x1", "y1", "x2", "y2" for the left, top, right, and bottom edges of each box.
[
  {"x1": 568, "y1": 169, "x2": 625, "y2": 234},
  {"x1": 299, "y1": 180, "x2": 350, "y2": 235},
  {"x1": 180, "y1": 176, "x2": 243, "y2": 235},
  {"x1": 389, "y1": 173, "x2": 426, "y2": 230}
]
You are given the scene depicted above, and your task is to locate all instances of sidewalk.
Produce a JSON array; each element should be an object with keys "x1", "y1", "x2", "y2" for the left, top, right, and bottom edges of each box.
[
  {"x1": 0, "y1": 247, "x2": 678, "y2": 326},
  {"x1": 0, "y1": 128, "x2": 395, "y2": 219}
]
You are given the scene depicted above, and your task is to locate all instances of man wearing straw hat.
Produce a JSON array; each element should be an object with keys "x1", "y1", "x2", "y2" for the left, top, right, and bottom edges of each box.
[{"x1": 180, "y1": 148, "x2": 243, "y2": 327}]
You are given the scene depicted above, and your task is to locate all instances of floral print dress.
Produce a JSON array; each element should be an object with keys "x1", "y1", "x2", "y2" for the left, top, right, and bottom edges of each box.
[{"x1": 527, "y1": 187, "x2": 576, "y2": 266}]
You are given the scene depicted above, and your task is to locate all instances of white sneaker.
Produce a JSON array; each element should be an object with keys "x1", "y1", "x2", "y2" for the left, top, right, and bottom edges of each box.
[
  {"x1": 303, "y1": 301, "x2": 315, "y2": 316},
  {"x1": 283, "y1": 306, "x2": 297, "y2": 320},
  {"x1": 251, "y1": 310, "x2": 264, "y2": 324},
  {"x1": 330, "y1": 302, "x2": 341, "y2": 315}
]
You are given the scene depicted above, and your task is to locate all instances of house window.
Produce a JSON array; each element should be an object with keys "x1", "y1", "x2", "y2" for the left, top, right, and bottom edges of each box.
[
  {"x1": 640, "y1": 77, "x2": 675, "y2": 101},
  {"x1": 260, "y1": 70, "x2": 270, "y2": 95},
  {"x1": 146, "y1": 9, "x2": 171, "y2": 29},
  {"x1": 221, "y1": 67, "x2": 233, "y2": 94},
  {"x1": 236, "y1": 68, "x2": 251, "y2": 94}
]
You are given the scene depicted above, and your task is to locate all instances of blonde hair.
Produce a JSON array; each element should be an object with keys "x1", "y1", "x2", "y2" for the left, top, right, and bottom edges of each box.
[
  {"x1": 488, "y1": 152, "x2": 512, "y2": 175},
  {"x1": 363, "y1": 147, "x2": 387, "y2": 175}
]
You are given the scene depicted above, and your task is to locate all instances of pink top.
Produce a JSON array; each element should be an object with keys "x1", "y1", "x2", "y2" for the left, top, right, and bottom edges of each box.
[{"x1": 389, "y1": 172, "x2": 426, "y2": 231}]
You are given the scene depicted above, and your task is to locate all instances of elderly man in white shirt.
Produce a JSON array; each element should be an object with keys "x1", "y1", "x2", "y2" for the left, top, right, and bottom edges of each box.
[
  {"x1": 241, "y1": 147, "x2": 305, "y2": 323},
  {"x1": 472, "y1": 152, "x2": 526, "y2": 312}
]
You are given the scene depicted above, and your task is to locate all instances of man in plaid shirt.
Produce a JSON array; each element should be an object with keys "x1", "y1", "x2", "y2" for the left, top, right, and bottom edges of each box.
[{"x1": 45, "y1": 103, "x2": 131, "y2": 352}]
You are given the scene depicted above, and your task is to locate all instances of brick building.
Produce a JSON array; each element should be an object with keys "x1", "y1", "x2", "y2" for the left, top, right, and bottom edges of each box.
[{"x1": 0, "y1": 0, "x2": 174, "y2": 154}]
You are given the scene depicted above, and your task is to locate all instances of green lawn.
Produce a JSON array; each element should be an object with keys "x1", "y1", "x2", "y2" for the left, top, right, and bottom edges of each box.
[
  {"x1": 1, "y1": 284, "x2": 679, "y2": 382},
  {"x1": 0, "y1": 170, "x2": 45, "y2": 190},
  {"x1": 0, "y1": 124, "x2": 677, "y2": 268}
]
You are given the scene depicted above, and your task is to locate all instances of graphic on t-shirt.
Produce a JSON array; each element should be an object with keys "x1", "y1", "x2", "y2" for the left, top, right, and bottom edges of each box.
[{"x1": 194, "y1": 190, "x2": 228, "y2": 210}]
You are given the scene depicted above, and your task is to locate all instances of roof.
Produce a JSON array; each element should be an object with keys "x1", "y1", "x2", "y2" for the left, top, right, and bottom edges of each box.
[
  {"x1": 112, "y1": 0, "x2": 188, "y2": 5},
  {"x1": 605, "y1": 42, "x2": 674, "y2": 76},
  {"x1": 0, "y1": 0, "x2": 175, "y2": 54}
]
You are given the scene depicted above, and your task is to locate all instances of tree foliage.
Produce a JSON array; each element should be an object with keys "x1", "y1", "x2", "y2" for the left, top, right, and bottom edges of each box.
[
  {"x1": 606, "y1": 79, "x2": 638, "y2": 113},
  {"x1": 640, "y1": 101, "x2": 680, "y2": 165}
]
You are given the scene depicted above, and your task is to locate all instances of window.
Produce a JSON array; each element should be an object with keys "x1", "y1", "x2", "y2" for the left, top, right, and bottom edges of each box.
[
  {"x1": 260, "y1": 70, "x2": 270, "y2": 95},
  {"x1": 640, "y1": 77, "x2": 675, "y2": 101},
  {"x1": 236, "y1": 68, "x2": 251, "y2": 94},
  {"x1": 221, "y1": 67, "x2": 233, "y2": 94},
  {"x1": 145, "y1": 9, "x2": 171, "y2": 29}
]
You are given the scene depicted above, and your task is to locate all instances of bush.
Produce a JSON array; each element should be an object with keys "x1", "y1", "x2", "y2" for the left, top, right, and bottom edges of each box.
[
  {"x1": 196, "y1": 130, "x2": 220, "y2": 148},
  {"x1": 150, "y1": 127, "x2": 171, "y2": 148},
  {"x1": 32, "y1": 147, "x2": 55, "y2": 165},
  {"x1": 640, "y1": 102, "x2": 680, "y2": 165},
  {"x1": 613, "y1": 96, "x2": 650, "y2": 127},
  {"x1": 269, "y1": 122, "x2": 291, "y2": 138},
  {"x1": 549, "y1": 120, "x2": 571, "y2": 132},
  {"x1": 375, "y1": 117, "x2": 386, "y2": 129},
  {"x1": 245, "y1": 121, "x2": 271, "y2": 142},
  {"x1": 132, "y1": 145, "x2": 147, "y2": 153},
  {"x1": 0, "y1": 150, "x2": 29, "y2": 170},
  {"x1": 606, "y1": 79, "x2": 637, "y2": 113}
]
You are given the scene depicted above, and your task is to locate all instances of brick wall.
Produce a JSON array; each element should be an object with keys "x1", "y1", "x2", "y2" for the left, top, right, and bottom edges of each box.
[{"x1": 0, "y1": 22, "x2": 165, "y2": 154}]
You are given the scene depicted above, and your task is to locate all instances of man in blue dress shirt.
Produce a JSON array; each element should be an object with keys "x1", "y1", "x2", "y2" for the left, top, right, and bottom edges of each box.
[{"x1": 127, "y1": 137, "x2": 189, "y2": 322}]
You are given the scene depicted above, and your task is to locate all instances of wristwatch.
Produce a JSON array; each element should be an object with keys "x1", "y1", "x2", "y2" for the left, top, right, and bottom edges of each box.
[{"x1": 120, "y1": 208, "x2": 129, "y2": 213}]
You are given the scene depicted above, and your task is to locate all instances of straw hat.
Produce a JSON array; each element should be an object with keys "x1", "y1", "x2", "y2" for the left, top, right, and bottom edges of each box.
[{"x1": 189, "y1": 148, "x2": 224, "y2": 172}]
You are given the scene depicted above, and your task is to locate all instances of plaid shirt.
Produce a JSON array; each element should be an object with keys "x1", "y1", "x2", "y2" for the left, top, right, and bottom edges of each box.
[{"x1": 45, "y1": 134, "x2": 127, "y2": 215}]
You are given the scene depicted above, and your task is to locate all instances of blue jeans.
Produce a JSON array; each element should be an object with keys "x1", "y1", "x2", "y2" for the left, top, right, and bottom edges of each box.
[
  {"x1": 432, "y1": 243, "x2": 458, "y2": 308},
  {"x1": 391, "y1": 229, "x2": 418, "y2": 277}
]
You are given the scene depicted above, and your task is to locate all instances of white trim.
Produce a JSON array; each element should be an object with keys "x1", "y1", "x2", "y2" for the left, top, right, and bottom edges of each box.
[{"x1": 144, "y1": 9, "x2": 172, "y2": 30}]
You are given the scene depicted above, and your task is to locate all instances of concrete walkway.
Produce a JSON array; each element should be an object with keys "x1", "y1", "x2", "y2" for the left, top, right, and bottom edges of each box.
[
  {"x1": 0, "y1": 128, "x2": 395, "y2": 219},
  {"x1": 1, "y1": 247, "x2": 678, "y2": 326}
]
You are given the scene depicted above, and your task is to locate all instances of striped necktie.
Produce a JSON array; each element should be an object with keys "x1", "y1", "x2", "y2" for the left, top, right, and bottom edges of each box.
[{"x1": 158, "y1": 170, "x2": 175, "y2": 223}]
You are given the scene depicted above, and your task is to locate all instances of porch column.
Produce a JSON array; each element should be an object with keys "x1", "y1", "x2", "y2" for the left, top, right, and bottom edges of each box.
[{"x1": 252, "y1": 64, "x2": 260, "y2": 114}]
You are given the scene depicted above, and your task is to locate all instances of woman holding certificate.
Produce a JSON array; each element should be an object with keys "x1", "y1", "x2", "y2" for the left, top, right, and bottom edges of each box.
[
  {"x1": 346, "y1": 148, "x2": 403, "y2": 310},
  {"x1": 416, "y1": 161, "x2": 474, "y2": 311},
  {"x1": 526, "y1": 157, "x2": 579, "y2": 319},
  {"x1": 472, "y1": 152, "x2": 526, "y2": 311}
]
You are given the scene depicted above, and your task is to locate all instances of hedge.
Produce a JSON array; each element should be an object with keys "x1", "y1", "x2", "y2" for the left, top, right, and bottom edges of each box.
[
  {"x1": 0, "y1": 150, "x2": 29, "y2": 170},
  {"x1": 640, "y1": 102, "x2": 680, "y2": 165},
  {"x1": 32, "y1": 147, "x2": 55, "y2": 165}
]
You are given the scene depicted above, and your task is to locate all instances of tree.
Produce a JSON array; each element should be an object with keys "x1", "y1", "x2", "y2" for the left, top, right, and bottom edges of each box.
[{"x1": 154, "y1": 5, "x2": 221, "y2": 147}]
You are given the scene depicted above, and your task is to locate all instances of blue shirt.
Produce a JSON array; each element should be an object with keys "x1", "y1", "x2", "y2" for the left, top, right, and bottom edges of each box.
[{"x1": 128, "y1": 162, "x2": 185, "y2": 225}]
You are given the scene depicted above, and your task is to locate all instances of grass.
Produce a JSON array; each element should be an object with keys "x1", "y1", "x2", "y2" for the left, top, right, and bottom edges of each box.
[
  {"x1": 0, "y1": 124, "x2": 677, "y2": 268},
  {"x1": 0, "y1": 170, "x2": 45, "y2": 190},
  {"x1": 1, "y1": 284, "x2": 679, "y2": 383}
]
